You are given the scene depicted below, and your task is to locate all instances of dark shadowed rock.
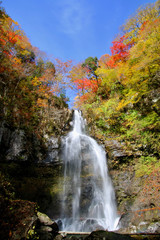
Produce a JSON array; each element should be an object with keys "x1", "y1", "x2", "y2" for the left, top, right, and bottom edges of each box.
[
  {"x1": 0, "y1": 108, "x2": 72, "y2": 163},
  {"x1": 85, "y1": 230, "x2": 135, "y2": 240},
  {"x1": 36, "y1": 212, "x2": 59, "y2": 239},
  {"x1": 0, "y1": 200, "x2": 38, "y2": 240},
  {"x1": 6, "y1": 129, "x2": 27, "y2": 161},
  {"x1": 105, "y1": 140, "x2": 131, "y2": 163},
  {"x1": 54, "y1": 234, "x2": 64, "y2": 240}
]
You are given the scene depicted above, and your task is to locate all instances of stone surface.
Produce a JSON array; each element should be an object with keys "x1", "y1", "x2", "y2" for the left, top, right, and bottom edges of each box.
[
  {"x1": 40, "y1": 226, "x2": 53, "y2": 232},
  {"x1": 0, "y1": 107, "x2": 72, "y2": 163},
  {"x1": 104, "y1": 139, "x2": 134, "y2": 169},
  {"x1": 111, "y1": 164, "x2": 160, "y2": 233},
  {"x1": 37, "y1": 211, "x2": 55, "y2": 226},
  {"x1": 85, "y1": 230, "x2": 134, "y2": 240},
  {"x1": 37, "y1": 211, "x2": 59, "y2": 232},
  {"x1": 0, "y1": 125, "x2": 44, "y2": 162},
  {"x1": 6, "y1": 129, "x2": 27, "y2": 161},
  {"x1": 54, "y1": 234, "x2": 64, "y2": 240},
  {"x1": 45, "y1": 136, "x2": 61, "y2": 164},
  {"x1": 36, "y1": 212, "x2": 59, "y2": 240}
]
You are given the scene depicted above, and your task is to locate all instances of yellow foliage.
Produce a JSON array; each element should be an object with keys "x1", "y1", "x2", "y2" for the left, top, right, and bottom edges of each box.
[{"x1": 31, "y1": 77, "x2": 41, "y2": 87}]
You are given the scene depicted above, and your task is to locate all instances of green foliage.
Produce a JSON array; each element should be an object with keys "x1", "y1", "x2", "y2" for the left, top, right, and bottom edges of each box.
[
  {"x1": 27, "y1": 225, "x2": 39, "y2": 240},
  {"x1": 135, "y1": 156, "x2": 160, "y2": 177},
  {"x1": 82, "y1": 56, "x2": 98, "y2": 73}
]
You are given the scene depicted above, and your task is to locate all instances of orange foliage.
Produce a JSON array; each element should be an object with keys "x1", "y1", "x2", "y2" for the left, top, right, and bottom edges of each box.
[
  {"x1": 139, "y1": 168, "x2": 160, "y2": 205},
  {"x1": 106, "y1": 35, "x2": 134, "y2": 68},
  {"x1": 73, "y1": 78, "x2": 101, "y2": 93},
  {"x1": 0, "y1": 7, "x2": 70, "y2": 131}
]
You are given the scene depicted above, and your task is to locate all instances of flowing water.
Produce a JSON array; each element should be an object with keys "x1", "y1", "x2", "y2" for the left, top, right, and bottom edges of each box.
[{"x1": 59, "y1": 110, "x2": 119, "y2": 232}]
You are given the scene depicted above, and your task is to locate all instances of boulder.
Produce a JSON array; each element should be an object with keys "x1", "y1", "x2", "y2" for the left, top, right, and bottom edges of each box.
[
  {"x1": 36, "y1": 212, "x2": 59, "y2": 239},
  {"x1": 54, "y1": 234, "x2": 64, "y2": 240},
  {"x1": 37, "y1": 211, "x2": 59, "y2": 232},
  {"x1": 85, "y1": 230, "x2": 134, "y2": 240}
]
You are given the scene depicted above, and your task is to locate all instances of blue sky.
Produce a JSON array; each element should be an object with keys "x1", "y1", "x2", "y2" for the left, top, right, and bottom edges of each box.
[
  {"x1": 2, "y1": 0, "x2": 156, "y2": 62},
  {"x1": 2, "y1": 0, "x2": 156, "y2": 107}
]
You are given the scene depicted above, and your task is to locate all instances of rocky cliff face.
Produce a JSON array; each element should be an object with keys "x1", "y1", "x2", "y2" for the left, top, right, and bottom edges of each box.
[
  {"x1": 0, "y1": 107, "x2": 72, "y2": 163},
  {"x1": 100, "y1": 137, "x2": 160, "y2": 233}
]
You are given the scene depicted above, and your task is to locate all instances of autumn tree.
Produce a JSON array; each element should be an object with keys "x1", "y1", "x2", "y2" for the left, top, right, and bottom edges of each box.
[
  {"x1": 69, "y1": 58, "x2": 101, "y2": 105},
  {"x1": 76, "y1": 0, "x2": 160, "y2": 157},
  {"x1": 121, "y1": 0, "x2": 160, "y2": 42},
  {"x1": 105, "y1": 35, "x2": 133, "y2": 68},
  {"x1": 82, "y1": 57, "x2": 98, "y2": 78},
  {"x1": 0, "y1": 5, "x2": 71, "y2": 132}
]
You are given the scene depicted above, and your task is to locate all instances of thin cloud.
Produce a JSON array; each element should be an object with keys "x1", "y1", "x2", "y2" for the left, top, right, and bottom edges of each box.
[{"x1": 53, "y1": 0, "x2": 93, "y2": 35}]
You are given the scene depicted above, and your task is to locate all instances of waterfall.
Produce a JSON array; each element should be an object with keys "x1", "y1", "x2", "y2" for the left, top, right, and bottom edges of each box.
[{"x1": 59, "y1": 110, "x2": 119, "y2": 232}]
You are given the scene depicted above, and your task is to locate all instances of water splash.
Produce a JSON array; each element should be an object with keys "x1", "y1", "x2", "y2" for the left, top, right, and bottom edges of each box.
[{"x1": 59, "y1": 110, "x2": 119, "y2": 232}]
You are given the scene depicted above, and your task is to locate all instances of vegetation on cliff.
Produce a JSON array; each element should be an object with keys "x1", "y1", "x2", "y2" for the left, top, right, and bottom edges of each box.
[{"x1": 71, "y1": 1, "x2": 160, "y2": 162}]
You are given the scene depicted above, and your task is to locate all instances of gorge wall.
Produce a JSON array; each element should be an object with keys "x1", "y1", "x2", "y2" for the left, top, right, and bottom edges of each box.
[{"x1": 0, "y1": 105, "x2": 73, "y2": 239}]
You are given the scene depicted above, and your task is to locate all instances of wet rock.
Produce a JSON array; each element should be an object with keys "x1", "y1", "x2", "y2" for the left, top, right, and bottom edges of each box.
[
  {"x1": 46, "y1": 150, "x2": 59, "y2": 162},
  {"x1": 6, "y1": 129, "x2": 27, "y2": 161},
  {"x1": 49, "y1": 137, "x2": 59, "y2": 149},
  {"x1": 81, "y1": 137, "x2": 90, "y2": 153},
  {"x1": 119, "y1": 221, "x2": 160, "y2": 234},
  {"x1": 148, "y1": 222, "x2": 160, "y2": 233},
  {"x1": 37, "y1": 230, "x2": 53, "y2": 240},
  {"x1": 44, "y1": 136, "x2": 60, "y2": 150}
]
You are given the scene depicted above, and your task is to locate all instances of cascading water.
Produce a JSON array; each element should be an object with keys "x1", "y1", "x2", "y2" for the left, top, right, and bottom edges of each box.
[{"x1": 59, "y1": 110, "x2": 119, "y2": 232}]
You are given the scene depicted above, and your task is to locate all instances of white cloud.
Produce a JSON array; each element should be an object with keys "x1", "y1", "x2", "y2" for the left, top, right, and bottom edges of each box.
[{"x1": 53, "y1": 0, "x2": 92, "y2": 35}]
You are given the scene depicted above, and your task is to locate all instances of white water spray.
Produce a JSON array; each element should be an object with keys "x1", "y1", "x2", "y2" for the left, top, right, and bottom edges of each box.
[{"x1": 60, "y1": 110, "x2": 119, "y2": 232}]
